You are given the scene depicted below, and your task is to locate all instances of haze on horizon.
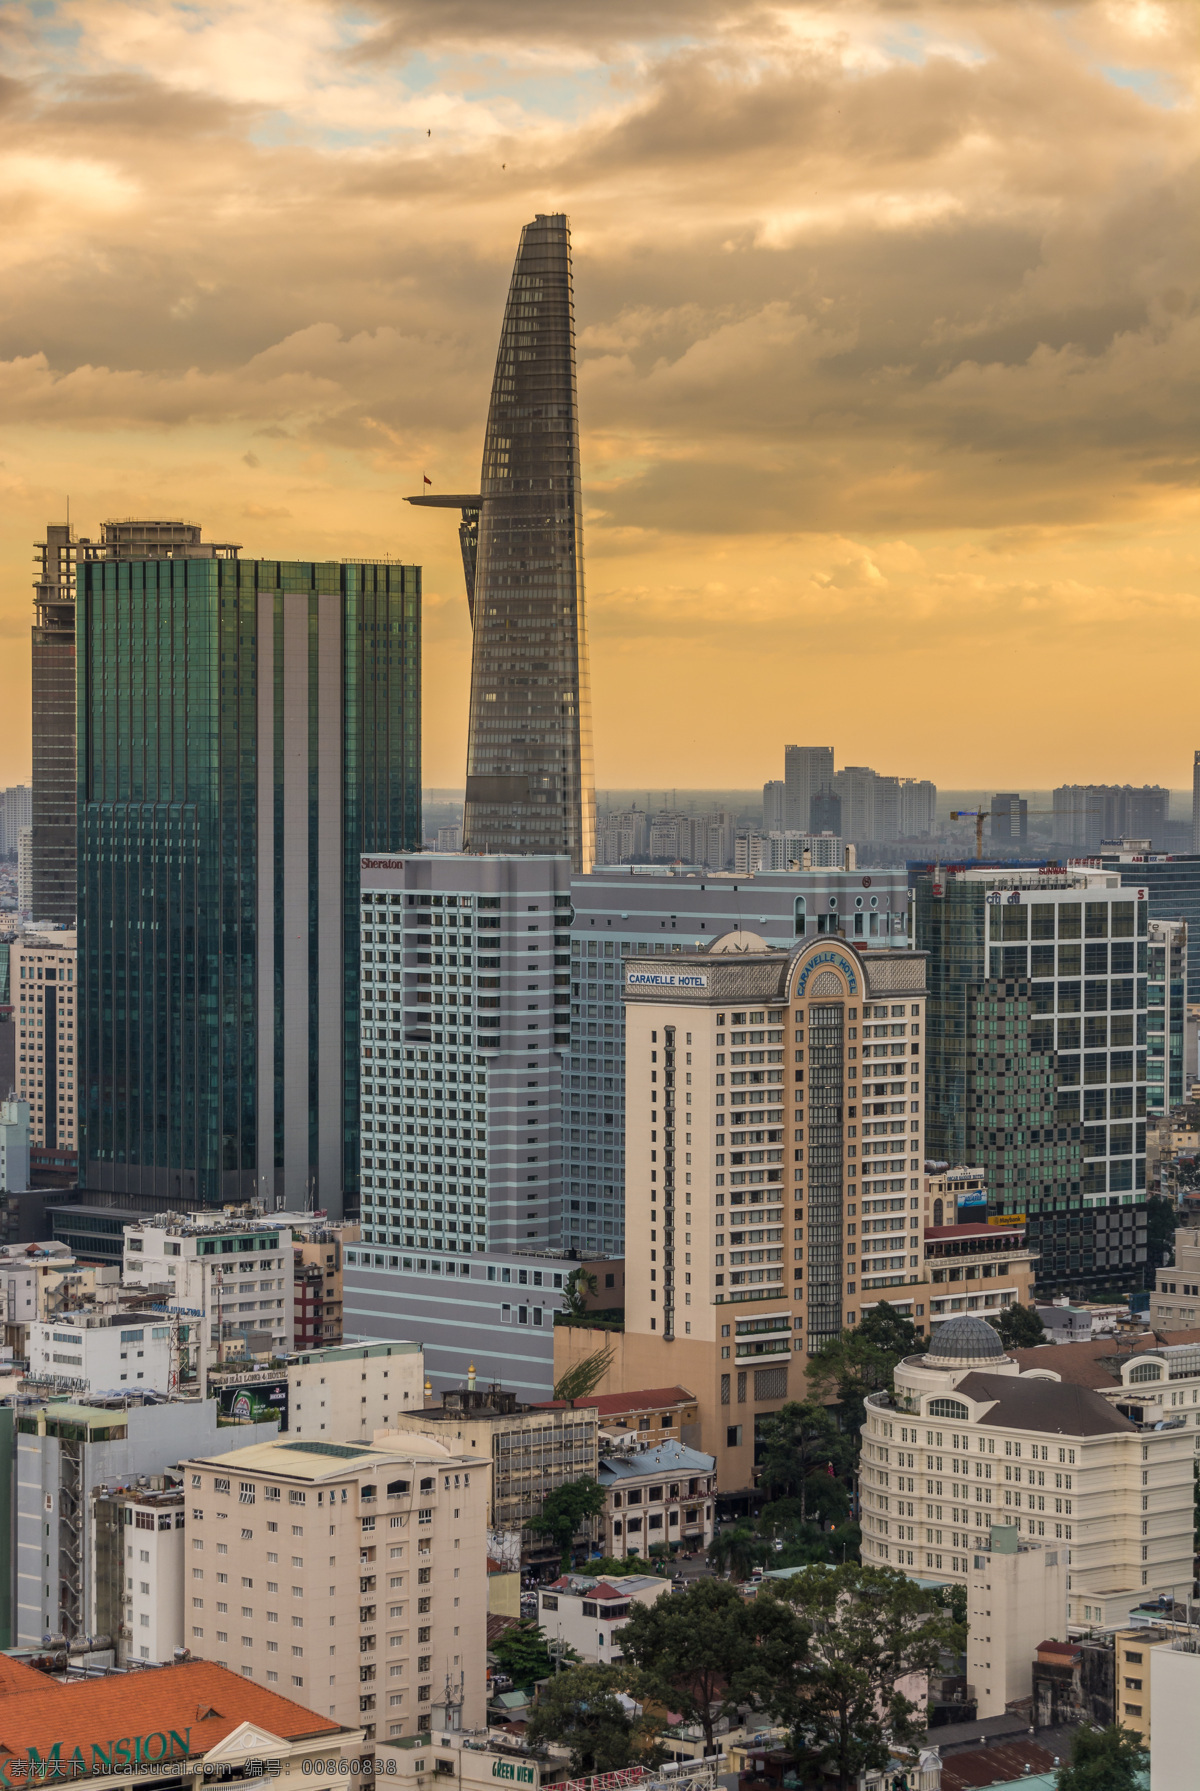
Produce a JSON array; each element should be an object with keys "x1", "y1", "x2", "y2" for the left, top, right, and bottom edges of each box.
[{"x1": 0, "y1": 0, "x2": 1197, "y2": 794}]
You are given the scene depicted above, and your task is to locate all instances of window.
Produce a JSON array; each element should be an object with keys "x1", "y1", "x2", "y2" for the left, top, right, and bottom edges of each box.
[
  {"x1": 726, "y1": 1426, "x2": 743, "y2": 1448},
  {"x1": 929, "y1": 1399, "x2": 970, "y2": 1420}
]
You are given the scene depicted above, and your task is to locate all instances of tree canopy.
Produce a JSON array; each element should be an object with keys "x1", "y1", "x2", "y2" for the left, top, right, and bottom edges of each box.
[
  {"x1": 490, "y1": 1620, "x2": 579, "y2": 1688},
  {"x1": 529, "y1": 1476, "x2": 606, "y2": 1566},
  {"x1": 755, "y1": 1400, "x2": 856, "y2": 1521},
  {"x1": 992, "y1": 1302, "x2": 1047, "y2": 1348},
  {"x1": 1055, "y1": 1723, "x2": 1149, "y2": 1790},
  {"x1": 553, "y1": 1346, "x2": 615, "y2": 1401},
  {"x1": 619, "y1": 1576, "x2": 804, "y2": 1752},
  {"x1": 767, "y1": 1562, "x2": 965, "y2": 1791},
  {"x1": 525, "y1": 1664, "x2": 663, "y2": 1776},
  {"x1": 805, "y1": 1303, "x2": 918, "y2": 1431}
]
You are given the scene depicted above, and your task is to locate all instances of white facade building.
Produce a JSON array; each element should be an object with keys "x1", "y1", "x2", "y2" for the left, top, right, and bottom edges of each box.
[
  {"x1": 859, "y1": 1314, "x2": 1195, "y2": 1627},
  {"x1": 537, "y1": 1571, "x2": 671, "y2": 1665},
  {"x1": 289, "y1": 1339, "x2": 425, "y2": 1439},
  {"x1": 92, "y1": 1485, "x2": 186, "y2": 1663},
  {"x1": 123, "y1": 1212, "x2": 296, "y2": 1393},
  {"x1": 966, "y1": 1523, "x2": 1067, "y2": 1717},
  {"x1": 29, "y1": 1310, "x2": 174, "y2": 1394}
]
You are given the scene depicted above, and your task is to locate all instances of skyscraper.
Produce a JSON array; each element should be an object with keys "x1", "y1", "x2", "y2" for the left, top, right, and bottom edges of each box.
[
  {"x1": 408, "y1": 213, "x2": 595, "y2": 872},
  {"x1": 31, "y1": 519, "x2": 239, "y2": 926},
  {"x1": 77, "y1": 555, "x2": 420, "y2": 1211},
  {"x1": 783, "y1": 745, "x2": 833, "y2": 833}
]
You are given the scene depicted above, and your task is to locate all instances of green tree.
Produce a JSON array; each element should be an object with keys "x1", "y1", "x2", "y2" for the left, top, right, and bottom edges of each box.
[
  {"x1": 755, "y1": 1401, "x2": 855, "y2": 1521},
  {"x1": 553, "y1": 1346, "x2": 615, "y2": 1402},
  {"x1": 767, "y1": 1562, "x2": 965, "y2": 1791},
  {"x1": 707, "y1": 1523, "x2": 766, "y2": 1580},
  {"x1": 587, "y1": 1555, "x2": 651, "y2": 1578},
  {"x1": 529, "y1": 1476, "x2": 606, "y2": 1567},
  {"x1": 490, "y1": 1620, "x2": 579, "y2": 1688},
  {"x1": 1146, "y1": 1194, "x2": 1178, "y2": 1271},
  {"x1": 525, "y1": 1663, "x2": 663, "y2": 1776},
  {"x1": 993, "y1": 1303, "x2": 1047, "y2": 1348},
  {"x1": 806, "y1": 1303, "x2": 918, "y2": 1432},
  {"x1": 1055, "y1": 1723, "x2": 1149, "y2": 1790}
]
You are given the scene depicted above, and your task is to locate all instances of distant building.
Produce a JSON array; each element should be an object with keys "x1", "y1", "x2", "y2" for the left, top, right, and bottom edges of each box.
[
  {"x1": 991, "y1": 792, "x2": 1028, "y2": 844},
  {"x1": 289, "y1": 1339, "x2": 424, "y2": 1438},
  {"x1": 0, "y1": 784, "x2": 31, "y2": 859},
  {"x1": 1098, "y1": 847, "x2": 1200, "y2": 1005},
  {"x1": 292, "y1": 1224, "x2": 359, "y2": 1350},
  {"x1": 436, "y1": 823, "x2": 463, "y2": 853},
  {"x1": 762, "y1": 779, "x2": 785, "y2": 832},
  {"x1": 767, "y1": 830, "x2": 842, "y2": 870},
  {"x1": 784, "y1": 745, "x2": 834, "y2": 832},
  {"x1": 27, "y1": 1308, "x2": 174, "y2": 1395},
  {"x1": 10, "y1": 931, "x2": 76, "y2": 1164},
  {"x1": 595, "y1": 808, "x2": 648, "y2": 866},
  {"x1": 733, "y1": 830, "x2": 763, "y2": 874},
  {"x1": 0, "y1": 1100, "x2": 30, "y2": 1194},
  {"x1": 1054, "y1": 783, "x2": 1168, "y2": 852},
  {"x1": 16, "y1": 828, "x2": 31, "y2": 915},
  {"x1": 899, "y1": 778, "x2": 937, "y2": 839}
]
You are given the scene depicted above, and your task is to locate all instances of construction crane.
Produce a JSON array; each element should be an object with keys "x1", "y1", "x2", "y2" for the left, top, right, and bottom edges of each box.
[{"x1": 950, "y1": 805, "x2": 1090, "y2": 860}]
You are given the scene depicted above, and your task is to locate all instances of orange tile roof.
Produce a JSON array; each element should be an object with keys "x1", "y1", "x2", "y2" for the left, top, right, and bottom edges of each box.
[
  {"x1": 576, "y1": 1386, "x2": 695, "y2": 1416},
  {"x1": 0, "y1": 1659, "x2": 341, "y2": 1774},
  {"x1": 0, "y1": 1661, "x2": 55, "y2": 1699}
]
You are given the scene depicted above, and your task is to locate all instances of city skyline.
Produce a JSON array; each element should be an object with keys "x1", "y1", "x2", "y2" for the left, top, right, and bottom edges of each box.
[{"x1": 0, "y1": 3, "x2": 1197, "y2": 792}]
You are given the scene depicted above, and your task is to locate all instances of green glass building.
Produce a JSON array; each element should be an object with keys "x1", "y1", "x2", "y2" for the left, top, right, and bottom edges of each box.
[{"x1": 77, "y1": 556, "x2": 420, "y2": 1211}]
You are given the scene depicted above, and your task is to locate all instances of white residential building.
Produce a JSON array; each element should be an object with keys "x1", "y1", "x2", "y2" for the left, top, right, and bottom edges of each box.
[
  {"x1": 28, "y1": 1309, "x2": 174, "y2": 1394},
  {"x1": 92, "y1": 1484, "x2": 186, "y2": 1663},
  {"x1": 537, "y1": 1570, "x2": 672, "y2": 1665},
  {"x1": 859, "y1": 1314, "x2": 1196, "y2": 1628},
  {"x1": 123, "y1": 1211, "x2": 296, "y2": 1393},
  {"x1": 597, "y1": 1437, "x2": 716, "y2": 1559},
  {"x1": 289, "y1": 1340, "x2": 425, "y2": 1439},
  {"x1": 182, "y1": 1429, "x2": 489, "y2": 1745},
  {"x1": 966, "y1": 1523, "x2": 1067, "y2": 1717}
]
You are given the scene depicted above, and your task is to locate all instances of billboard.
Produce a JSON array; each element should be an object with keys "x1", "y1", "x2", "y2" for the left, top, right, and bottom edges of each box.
[{"x1": 216, "y1": 1378, "x2": 289, "y2": 1428}]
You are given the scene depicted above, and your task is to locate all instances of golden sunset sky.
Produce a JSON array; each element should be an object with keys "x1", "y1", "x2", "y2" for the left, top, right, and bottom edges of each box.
[{"x1": 1, "y1": 0, "x2": 1197, "y2": 794}]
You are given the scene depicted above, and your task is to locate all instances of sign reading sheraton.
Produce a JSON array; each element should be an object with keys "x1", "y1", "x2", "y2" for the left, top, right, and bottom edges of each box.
[
  {"x1": 625, "y1": 971, "x2": 708, "y2": 990},
  {"x1": 1, "y1": 1731, "x2": 192, "y2": 1782}
]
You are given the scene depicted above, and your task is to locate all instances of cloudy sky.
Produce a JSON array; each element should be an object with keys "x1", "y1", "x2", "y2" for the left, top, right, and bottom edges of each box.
[{"x1": 1, "y1": 0, "x2": 1197, "y2": 794}]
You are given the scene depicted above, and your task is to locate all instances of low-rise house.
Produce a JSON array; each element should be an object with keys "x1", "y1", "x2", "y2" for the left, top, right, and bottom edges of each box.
[
  {"x1": 597, "y1": 1437, "x2": 716, "y2": 1558},
  {"x1": 537, "y1": 1572, "x2": 670, "y2": 1665}
]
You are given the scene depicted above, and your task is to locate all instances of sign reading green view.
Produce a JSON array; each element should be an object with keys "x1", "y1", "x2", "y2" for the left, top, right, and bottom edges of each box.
[
  {"x1": 1, "y1": 1729, "x2": 192, "y2": 1781},
  {"x1": 490, "y1": 1765, "x2": 534, "y2": 1784}
]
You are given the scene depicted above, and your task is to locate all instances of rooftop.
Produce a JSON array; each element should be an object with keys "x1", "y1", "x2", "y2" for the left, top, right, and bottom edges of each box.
[
  {"x1": 598, "y1": 1440, "x2": 715, "y2": 1480},
  {"x1": 564, "y1": 1385, "x2": 694, "y2": 1418},
  {"x1": 0, "y1": 1659, "x2": 342, "y2": 1766},
  {"x1": 953, "y1": 1372, "x2": 1136, "y2": 1436},
  {"x1": 183, "y1": 1431, "x2": 474, "y2": 1480},
  {"x1": 546, "y1": 1574, "x2": 661, "y2": 1598},
  {"x1": 1009, "y1": 1328, "x2": 1200, "y2": 1389}
]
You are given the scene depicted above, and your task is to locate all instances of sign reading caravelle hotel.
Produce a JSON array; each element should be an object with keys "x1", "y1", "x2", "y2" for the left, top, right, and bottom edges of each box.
[{"x1": 0, "y1": 1660, "x2": 363, "y2": 1787}]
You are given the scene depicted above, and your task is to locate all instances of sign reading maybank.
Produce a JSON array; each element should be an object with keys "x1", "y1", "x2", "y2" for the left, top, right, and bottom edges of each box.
[{"x1": 625, "y1": 970, "x2": 708, "y2": 990}]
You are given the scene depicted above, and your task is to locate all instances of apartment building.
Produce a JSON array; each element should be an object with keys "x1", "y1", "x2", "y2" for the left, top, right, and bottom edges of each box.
[
  {"x1": 858, "y1": 1314, "x2": 1195, "y2": 1625},
  {"x1": 181, "y1": 1431, "x2": 487, "y2": 1743},
  {"x1": 122, "y1": 1212, "x2": 296, "y2": 1391},
  {"x1": 10, "y1": 931, "x2": 76, "y2": 1161},
  {"x1": 607, "y1": 929, "x2": 927, "y2": 1493},
  {"x1": 966, "y1": 1523, "x2": 1067, "y2": 1718},
  {"x1": 294, "y1": 1225, "x2": 359, "y2": 1351},
  {"x1": 92, "y1": 1483, "x2": 185, "y2": 1663},
  {"x1": 289, "y1": 1341, "x2": 424, "y2": 1439},
  {"x1": 14, "y1": 1394, "x2": 278, "y2": 1647},
  {"x1": 402, "y1": 1379, "x2": 597, "y2": 1561}
]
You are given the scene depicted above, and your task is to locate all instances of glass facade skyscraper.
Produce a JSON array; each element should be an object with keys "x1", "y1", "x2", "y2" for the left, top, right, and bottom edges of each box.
[
  {"x1": 77, "y1": 555, "x2": 420, "y2": 1211},
  {"x1": 409, "y1": 213, "x2": 595, "y2": 872}
]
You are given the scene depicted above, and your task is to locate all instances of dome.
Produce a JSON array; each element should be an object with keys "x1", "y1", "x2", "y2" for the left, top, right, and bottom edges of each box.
[
  {"x1": 707, "y1": 929, "x2": 770, "y2": 953},
  {"x1": 924, "y1": 1315, "x2": 1006, "y2": 1368}
]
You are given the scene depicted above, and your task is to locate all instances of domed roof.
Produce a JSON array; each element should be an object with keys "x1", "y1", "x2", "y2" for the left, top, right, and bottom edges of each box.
[
  {"x1": 707, "y1": 929, "x2": 769, "y2": 953},
  {"x1": 924, "y1": 1315, "x2": 1006, "y2": 1367}
]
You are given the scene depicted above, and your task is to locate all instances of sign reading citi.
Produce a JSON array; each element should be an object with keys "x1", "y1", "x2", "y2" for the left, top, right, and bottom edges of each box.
[{"x1": 0, "y1": 1730, "x2": 192, "y2": 1782}]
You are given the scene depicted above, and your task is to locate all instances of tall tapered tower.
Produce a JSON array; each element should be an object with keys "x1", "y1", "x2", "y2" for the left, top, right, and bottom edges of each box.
[{"x1": 409, "y1": 213, "x2": 595, "y2": 872}]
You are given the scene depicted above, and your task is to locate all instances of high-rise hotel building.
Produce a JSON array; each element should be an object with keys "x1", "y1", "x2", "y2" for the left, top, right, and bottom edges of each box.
[
  {"x1": 408, "y1": 214, "x2": 595, "y2": 873},
  {"x1": 603, "y1": 931, "x2": 927, "y2": 1492},
  {"x1": 77, "y1": 556, "x2": 420, "y2": 1211}
]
